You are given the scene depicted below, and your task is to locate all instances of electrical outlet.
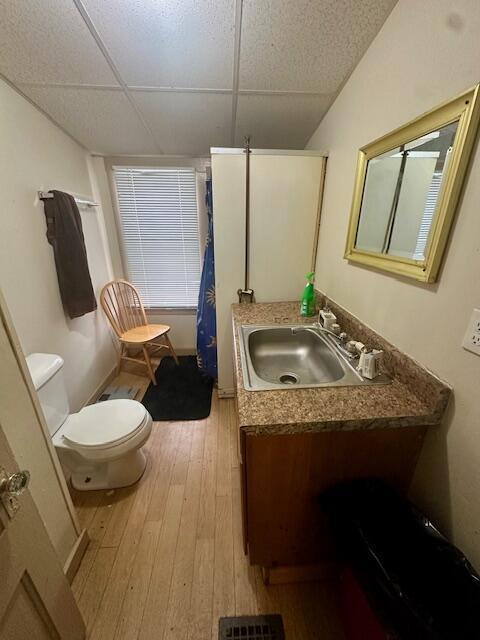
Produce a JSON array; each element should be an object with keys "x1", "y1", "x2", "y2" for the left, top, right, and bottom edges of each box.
[{"x1": 462, "y1": 309, "x2": 480, "y2": 355}]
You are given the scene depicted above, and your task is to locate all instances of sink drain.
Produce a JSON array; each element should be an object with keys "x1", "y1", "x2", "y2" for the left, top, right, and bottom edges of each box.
[{"x1": 279, "y1": 372, "x2": 299, "y2": 385}]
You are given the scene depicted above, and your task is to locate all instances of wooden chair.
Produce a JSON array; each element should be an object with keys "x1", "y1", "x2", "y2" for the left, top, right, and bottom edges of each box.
[{"x1": 100, "y1": 279, "x2": 179, "y2": 385}]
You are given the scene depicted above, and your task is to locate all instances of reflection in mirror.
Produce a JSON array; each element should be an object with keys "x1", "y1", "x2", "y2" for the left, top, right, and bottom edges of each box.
[{"x1": 355, "y1": 121, "x2": 458, "y2": 260}]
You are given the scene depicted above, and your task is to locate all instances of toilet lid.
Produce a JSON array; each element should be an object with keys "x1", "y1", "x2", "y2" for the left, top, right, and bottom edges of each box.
[{"x1": 62, "y1": 400, "x2": 148, "y2": 448}]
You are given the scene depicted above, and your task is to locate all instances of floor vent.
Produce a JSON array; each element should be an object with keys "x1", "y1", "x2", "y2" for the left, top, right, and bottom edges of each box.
[
  {"x1": 218, "y1": 615, "x2": 285, "y2": 639},
  {"x1": 97, "y1": 385, "x2": 140, "y2": 402}
]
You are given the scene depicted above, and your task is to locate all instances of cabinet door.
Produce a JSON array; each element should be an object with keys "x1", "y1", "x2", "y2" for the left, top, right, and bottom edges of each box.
[{"x1": 238, "y1": 429, "x2": 248, "y2": 555}]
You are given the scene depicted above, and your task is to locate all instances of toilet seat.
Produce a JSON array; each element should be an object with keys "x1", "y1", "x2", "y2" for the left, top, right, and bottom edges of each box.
[{"x1": 62, "y1": 399, "x2": 149, "y2": 450}]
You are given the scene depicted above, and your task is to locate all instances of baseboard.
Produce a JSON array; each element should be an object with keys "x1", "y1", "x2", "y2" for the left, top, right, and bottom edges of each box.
[
  {"x1": 86, "y1": 366, "x2": 117, "y2": 406},
  {"x1": 64, "y1": 528, "x2": 89, "y2": 584},
  {"x1": 261, "y1": 562, "x2": 337, "y2": 585},
  {"x1": 218, "y1": 387, "x2": 235, "y2": 398},
  {"x1": 175, "y1": 348, "x2": 196, "y2": 356}
]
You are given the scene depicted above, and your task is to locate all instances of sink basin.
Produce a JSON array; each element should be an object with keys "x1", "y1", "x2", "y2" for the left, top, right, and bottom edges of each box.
[{"x1": 238, "y1": 324, "x2": 390, "y2": 391}]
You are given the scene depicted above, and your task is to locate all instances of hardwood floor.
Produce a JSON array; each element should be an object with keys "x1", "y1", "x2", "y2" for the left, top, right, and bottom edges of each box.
[{"x1": 71, "y1": 370, "x2": 345, "y2": 639}]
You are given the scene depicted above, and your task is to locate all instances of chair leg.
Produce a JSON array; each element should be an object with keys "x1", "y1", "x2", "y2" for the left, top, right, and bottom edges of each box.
[
  {"x1": 142, "y1": 345, "x2": 157, "y2": 385},
  {"x1": 165, "y1": 333, "x2": 179, "y2": 365},
  {"x1": 117, "y1": 343, "x2": 125, "y2": 376}
]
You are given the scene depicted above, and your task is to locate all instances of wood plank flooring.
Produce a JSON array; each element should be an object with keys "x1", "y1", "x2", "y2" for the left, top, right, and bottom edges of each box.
[{"x1": 71, "y1": 370, "x2": 345, "y2": 640}]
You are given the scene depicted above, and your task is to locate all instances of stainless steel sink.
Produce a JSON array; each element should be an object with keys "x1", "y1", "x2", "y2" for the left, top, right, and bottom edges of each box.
[{"x1": 238, "y1": 324, "x2": 390, "y2": 391}]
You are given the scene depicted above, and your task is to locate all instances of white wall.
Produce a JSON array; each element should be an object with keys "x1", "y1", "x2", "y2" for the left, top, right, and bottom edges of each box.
[
  {"x1": 144, "y1": 311, "x2": 196, "y2": 351},
  {"x1": 307, "y1": 0, "x2": 480, "y2": 567},
  {"x1": 0, "y1": 78, "x2": 117, "y2": 411}
]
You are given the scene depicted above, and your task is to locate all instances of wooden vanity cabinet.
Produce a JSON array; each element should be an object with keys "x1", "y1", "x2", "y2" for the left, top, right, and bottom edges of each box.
[{"x1": 240, "y1": 425, "x2": 428, "y2": 568}]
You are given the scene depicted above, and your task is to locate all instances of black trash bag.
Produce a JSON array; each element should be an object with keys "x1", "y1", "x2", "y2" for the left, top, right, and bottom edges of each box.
[{"x1": 321, "y1": 478, "x2": 480, "y2": 640}]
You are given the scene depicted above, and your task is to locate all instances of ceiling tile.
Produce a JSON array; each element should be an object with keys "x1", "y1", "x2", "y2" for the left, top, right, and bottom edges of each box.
[
  {"x1": 82, "y1": 0, "x2": 235, "y2": 89},
  {"x1": 239, "y1": 0, "x2": 397, "y2": 92},
  {"x1": 134, "y1": 91, "x2": 232, "y2": 155},
  {"x1": 20, "y1": 86, "x2": 158, "y2": 155},
  {"x1": 234, "y1": 94, "x2": 332, "y2": 149},
  {"x1": 0, "y1": 0, "x2": 117, "y2": 85}
]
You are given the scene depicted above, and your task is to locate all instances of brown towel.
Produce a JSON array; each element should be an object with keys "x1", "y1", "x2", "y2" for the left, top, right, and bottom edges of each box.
[{"x1": 43, "y1": 190, "x2": 97, "y2": 318}]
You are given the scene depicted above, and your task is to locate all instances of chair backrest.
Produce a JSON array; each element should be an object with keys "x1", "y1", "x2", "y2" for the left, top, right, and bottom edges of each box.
[{"x1": 100, "y1": 279, "x2": 148, "y2": 337}]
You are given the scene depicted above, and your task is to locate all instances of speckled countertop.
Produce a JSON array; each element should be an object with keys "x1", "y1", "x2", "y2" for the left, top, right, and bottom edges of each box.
[{"x1": 232, "y1": 301, "x2": 451, "y2": 436}]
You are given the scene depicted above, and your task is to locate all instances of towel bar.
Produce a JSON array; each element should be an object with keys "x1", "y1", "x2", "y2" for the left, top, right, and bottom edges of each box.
[{"x1": 38, "y1": 190, "x2": 98, "y2": 208}]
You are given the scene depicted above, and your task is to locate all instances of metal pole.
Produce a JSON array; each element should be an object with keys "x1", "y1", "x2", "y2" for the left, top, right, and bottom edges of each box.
[
  {"x1": 244, "y1": 135, "x2": 250, "y2": 290},
  {"x1": 381, "y1": 146, "x2": 408, "y2": 254},
  {"x1": 237, "y1": 135, "x2": 254, "y2": 303}
]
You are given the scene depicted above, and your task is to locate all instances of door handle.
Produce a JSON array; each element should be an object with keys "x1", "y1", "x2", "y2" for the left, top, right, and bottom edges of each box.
[
  {"x1": 0, "y1": 468, "x2": 30, "y2": 495},
  {"x1": 0, "y1": 467, "x2": 30, "y2": 518}
]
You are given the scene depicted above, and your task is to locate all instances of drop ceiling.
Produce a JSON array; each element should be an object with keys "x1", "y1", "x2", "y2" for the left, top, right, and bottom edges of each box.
[{"x1": 0, "y1": 0, "x2": 397, "y2": 156}]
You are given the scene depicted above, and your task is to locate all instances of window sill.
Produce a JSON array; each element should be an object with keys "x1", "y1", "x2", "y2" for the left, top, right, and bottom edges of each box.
[{"x1": 145, "y1": 307, "x2": 197, "y2": 316}]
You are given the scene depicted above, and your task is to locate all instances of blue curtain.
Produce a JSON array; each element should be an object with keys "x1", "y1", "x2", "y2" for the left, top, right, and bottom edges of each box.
[{"x1": 196, "y1": 177, "x2": 217, "y2": 379}]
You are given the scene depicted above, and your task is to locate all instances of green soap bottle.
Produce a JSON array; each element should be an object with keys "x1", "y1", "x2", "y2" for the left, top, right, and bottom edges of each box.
[{"x1": 300, "y1": 272, "x2": 316, "y2": 317}]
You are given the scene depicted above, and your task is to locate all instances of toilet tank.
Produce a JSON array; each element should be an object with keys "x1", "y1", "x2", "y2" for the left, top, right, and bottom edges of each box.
[{"x1": 26, "y1": 353, "x2": 70, "y2": 436}]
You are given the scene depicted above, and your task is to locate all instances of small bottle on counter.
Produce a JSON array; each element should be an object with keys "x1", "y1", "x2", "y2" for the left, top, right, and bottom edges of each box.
[{"x1": 300, "y1": 272, "x2": 316, "y2": 317}]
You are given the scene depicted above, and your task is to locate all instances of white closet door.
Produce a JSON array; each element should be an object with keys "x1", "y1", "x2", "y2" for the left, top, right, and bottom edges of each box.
[
  {"x1": 212, "y1": 153, "x2": 246, "y2": 397},
  {"x1": 249, "y1": 155, "x2": 325, "y2": 302},
  {"x1": 212, "y1": 151, "x2": 325, "y2": 395}
]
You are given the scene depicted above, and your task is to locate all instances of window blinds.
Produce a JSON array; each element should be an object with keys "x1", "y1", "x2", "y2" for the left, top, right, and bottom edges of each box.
[
  {"x1": 413, "y1": 171, "x2": 443, "y2": 261},
  {"x1": 113, "y1": 166, "x2": 201, "y2": 308}
]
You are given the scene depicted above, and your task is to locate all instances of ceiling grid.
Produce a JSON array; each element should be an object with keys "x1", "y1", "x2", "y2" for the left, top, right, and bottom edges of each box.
[
  {"x1": 71, "y1": 0, "x2": 164, "y2": 154},
  {"x1": 0, "y1": 0, "x2": 397, "y2": 155}
]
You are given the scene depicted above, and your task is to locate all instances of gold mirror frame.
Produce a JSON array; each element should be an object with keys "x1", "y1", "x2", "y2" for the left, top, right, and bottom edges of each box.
[{"x1": 344, "y1": 85, "x2": 480, "y2": 282}]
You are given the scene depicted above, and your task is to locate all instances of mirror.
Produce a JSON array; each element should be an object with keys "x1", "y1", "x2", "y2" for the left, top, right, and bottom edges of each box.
[
  {"x1": 345, "y1": 86, "x2": 480, "y2": 282},
  {"x1": 356, "y1": 122, "x2": 457, "y2": 260}
]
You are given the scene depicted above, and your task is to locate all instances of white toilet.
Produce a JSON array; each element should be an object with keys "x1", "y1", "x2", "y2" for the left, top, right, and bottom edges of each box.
[{"x1": 26, "y1": 353, "x2": 152, "y2": 491}]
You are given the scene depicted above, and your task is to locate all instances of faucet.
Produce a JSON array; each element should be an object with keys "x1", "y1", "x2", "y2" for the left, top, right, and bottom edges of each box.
[
  {"x1": 291, "y1": 324, "x2": 345, "y2": 343},
  {"x1": 291, "y1": 324, "x2": 359, "y2": 359}
]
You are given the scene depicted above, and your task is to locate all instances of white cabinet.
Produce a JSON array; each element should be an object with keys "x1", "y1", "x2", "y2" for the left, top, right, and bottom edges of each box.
[{"x1": 212, "y1": 149, "x2": 326, "y2": 395}]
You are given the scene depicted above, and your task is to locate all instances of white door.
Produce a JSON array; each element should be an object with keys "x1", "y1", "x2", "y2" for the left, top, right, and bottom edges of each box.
[
  {"x1": 0, "y1": 316, "x2": 85, "y2": 639},
  {"x1": 249, "y1": 154, "x2": 325, "y2": 302},
  {"x1": 212, "y1": 150, "x2": 326, "y2": 395}
]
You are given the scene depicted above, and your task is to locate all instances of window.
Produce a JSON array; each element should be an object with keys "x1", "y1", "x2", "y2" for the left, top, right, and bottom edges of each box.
[{"x1": 113, "y1": 166, "x2": 201, "y2": 309}]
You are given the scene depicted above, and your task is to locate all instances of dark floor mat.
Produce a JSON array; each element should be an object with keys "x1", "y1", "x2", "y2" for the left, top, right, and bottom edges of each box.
[
  {"x1": 219, "y1": 615, "x2": 285, "y2": 639},
  {"x1": 141, "y1": 355, "x2": 213, "y2": 421}
]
